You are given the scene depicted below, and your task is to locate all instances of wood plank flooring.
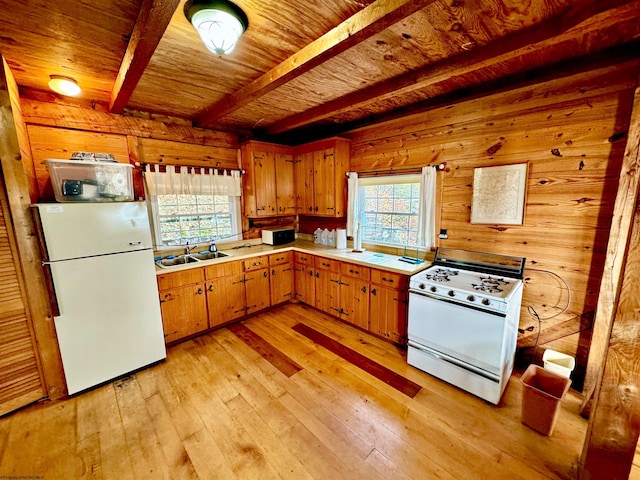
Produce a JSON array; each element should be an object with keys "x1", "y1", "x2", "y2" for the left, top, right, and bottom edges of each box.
[{"x1": 0, "y1": 303, "x2": 634, "y2": 479}]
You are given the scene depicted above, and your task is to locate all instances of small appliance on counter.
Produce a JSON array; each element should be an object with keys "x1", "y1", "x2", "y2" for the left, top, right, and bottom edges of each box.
[{"x1": 262, "y1": 227, "x2": 295, "y2": 245}]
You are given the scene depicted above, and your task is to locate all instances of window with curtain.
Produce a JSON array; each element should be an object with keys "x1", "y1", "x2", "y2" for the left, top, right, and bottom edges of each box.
[
  {"x1": 144, "y1": 165, "x2": 242, "y2": 247},
  {"x1": 348, "y1": 167, "x2": 437, "y2": 250},
  {"x1": 358, "y1": 174, "x2": 421, "y2": 247}
]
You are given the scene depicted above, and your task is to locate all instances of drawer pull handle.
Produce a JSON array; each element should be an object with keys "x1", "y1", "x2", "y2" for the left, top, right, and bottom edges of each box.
[{"x1": 383, "y1": 277, "x2": 394, "y2": 283}]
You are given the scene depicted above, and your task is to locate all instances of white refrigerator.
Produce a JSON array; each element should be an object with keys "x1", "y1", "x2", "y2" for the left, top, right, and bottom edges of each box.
[{"x1": 34, "y1": 202, "x2": 166, "y2": 395}]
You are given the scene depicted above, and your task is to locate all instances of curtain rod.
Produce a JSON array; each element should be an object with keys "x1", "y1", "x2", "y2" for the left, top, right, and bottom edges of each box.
[
  {"x1": 137, "y1": 162, "x2": 244, "y2": 175},
  {"x1": 349, "y1": 163, "x2": 446, "y2": 177}
]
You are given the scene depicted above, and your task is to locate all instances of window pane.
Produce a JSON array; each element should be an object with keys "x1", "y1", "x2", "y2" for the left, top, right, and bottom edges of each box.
[
  {"x1": 156, "y1": 194, "x2": 236, "y2": 246},
  {"x1": 359, "y1": 179, "x2": 421, "y2": 248}
]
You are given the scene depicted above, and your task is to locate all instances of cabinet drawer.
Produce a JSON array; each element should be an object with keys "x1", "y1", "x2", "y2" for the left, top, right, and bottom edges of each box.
[
  {"x1": 294, "y1": 252, "x2": 314, "y2": 265},
  {"x1": 157, "y1": 268, "x2": 205, "y2": 290},
  {"x1": 269, "y1": 251, "x2": 292, "y2": 266},
  {"x1": 340, "y1": 262, "x2": 370, "y2": 281},
  {"x1": 315, "y1": 257, "x2": 340, "y2": 272},
  {"x1": 244, "y1": 255, "x2": 269, "y2": 272},
  {"x1": 371, "y1": 269, "x2": 407, "y2": 290},
  {"x1": 204, "y1": 260, "x2": 243, "y2": 279}
]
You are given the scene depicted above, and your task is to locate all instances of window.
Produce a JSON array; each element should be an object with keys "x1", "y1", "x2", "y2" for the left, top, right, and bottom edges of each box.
[
  {"x1": 358, "y1": 174, "x2": 421, "y2": 248},
  {"x1": 143, "y1": 165, "x2": 243, "y2": 248},
  {"x1": 152, "y1": 194, "x2": 241, "y2": 246}
]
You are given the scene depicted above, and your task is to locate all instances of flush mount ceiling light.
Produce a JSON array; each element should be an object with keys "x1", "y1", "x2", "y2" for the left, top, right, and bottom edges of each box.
[
  {"x1": 184, "y1": 0, "x2": 248, "y2": 56},
  {"x1": 48, "y1": 75, "x2": 81, "y2": 96}
]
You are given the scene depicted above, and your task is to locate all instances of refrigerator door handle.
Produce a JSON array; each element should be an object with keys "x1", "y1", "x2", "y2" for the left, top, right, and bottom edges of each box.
[
  {"x1": 128, "y1": 241, "x2": 142, "y2": 246},
  {"x1": 41, "y1": 262, "x2": 60, "y2": 317}
]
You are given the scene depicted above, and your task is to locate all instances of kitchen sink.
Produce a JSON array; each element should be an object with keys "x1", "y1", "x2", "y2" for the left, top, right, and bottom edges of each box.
[
  {"x1": 190, "y1": 251, "x2": 228, "y2": 261},
  {"x1": 155, "y1": 251, "x2": 229, "y2": 269}
]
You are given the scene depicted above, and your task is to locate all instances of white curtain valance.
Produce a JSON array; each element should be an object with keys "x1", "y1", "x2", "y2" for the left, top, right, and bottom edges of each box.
[{"x1": 144, "y1": 164, "x2": 241, "y2": 197}]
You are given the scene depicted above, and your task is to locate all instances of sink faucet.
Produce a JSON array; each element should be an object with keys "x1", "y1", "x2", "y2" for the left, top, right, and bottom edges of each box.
[{"x1": 185, "y1": 241, "x2": 194, "y2": 255}]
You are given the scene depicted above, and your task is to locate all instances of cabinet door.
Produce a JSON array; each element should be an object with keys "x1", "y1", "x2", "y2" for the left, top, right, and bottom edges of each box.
[
  {"x1": 159, "y1": 284, "x2": 207, "y2": 344},
  {"x1": 270, "y1": 262, "x2": 293, "y2": 305},
  {"x1": 295, "y1": 151, "x2": 315, "y2": 214},
  {"x1": 313, "y1": 148, "x2": 336, "y2": 216},
  {"x1": 276, "y1": 153, "x2": 296, "y2": 215},
  {"x1": 370, "y1": 286, "x2": 407, "y2": 344},
  {"x1": 254, "y1": 151, "x2": 277, "y2": 216},
  {"x1": 206, "y1": 274, "x2": 246, "y2": 327},
  {"x1": 316, "y1": 268, "x2": 340, "y2": 316},
  {"x1": 339, "y1": 277, "x2": 369, "y2": 330},
  {"x1": 245, "y1": 269, "x2": 271, "y2": 315},
  {"x1": 294, "y1": 263, "x2": 315, "y2": 305}
]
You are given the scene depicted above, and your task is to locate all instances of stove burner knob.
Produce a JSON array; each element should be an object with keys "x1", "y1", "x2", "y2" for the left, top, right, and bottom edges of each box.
[
  {"x1": 467, "y1": 295, "x2": 475, "y2": 302},
  {"x1": 482, "y1": 298, "x2": 490, "y2": 306},
  {"x1": 418, "y1": 283, "x2": 426, "y2": 290},
  {"x1": 448, "y1": 290, "x2": 455, "y2": 297},
  {"x1": 430, "y1": 286, "x2": 437, "y2": 293}
]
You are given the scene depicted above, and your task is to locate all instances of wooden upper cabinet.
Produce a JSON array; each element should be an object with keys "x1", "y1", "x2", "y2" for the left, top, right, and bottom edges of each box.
[
  {"x1": 276, "y1": 153, "x2": 295, "y2": 215},
  {"x1": 294, "y1": 151, "x2": 315, "y2": 214},
  {"x1": 294, "y1": 138, "x2": 350, "y2": 218},
  {"x1": 254, "y1": 150, "x2": 277, "y2": 216},
  {"x1": 240, "y1": 141, "x2": 295, "y2": 218}
]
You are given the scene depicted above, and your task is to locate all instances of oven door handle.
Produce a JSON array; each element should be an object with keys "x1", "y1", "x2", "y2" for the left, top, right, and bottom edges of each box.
[
  {"x1": 408, "y1": 289, "x2": 506, "y2": 317},
  {"x1": 408, "y1": 340, "x2": 501, "y2": 384}
]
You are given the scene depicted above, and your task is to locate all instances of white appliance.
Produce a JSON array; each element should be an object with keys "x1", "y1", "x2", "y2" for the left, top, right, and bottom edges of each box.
[
  {"x1": 407, "y1": 247, "x2": 525, "y2": 404},
  {"x1": 34, "y1": 202, "x2": 166, "y2": 395}
]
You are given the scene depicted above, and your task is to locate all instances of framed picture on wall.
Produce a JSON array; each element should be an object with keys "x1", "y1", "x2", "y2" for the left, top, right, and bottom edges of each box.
[{"x1": 471, "y1": 163, "x2": 528, "y2": 225}]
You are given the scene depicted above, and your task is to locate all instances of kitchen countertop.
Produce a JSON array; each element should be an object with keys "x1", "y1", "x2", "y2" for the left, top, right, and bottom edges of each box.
[{"x1": 155, "y1": 239, "x2": 432, "y2": 276}]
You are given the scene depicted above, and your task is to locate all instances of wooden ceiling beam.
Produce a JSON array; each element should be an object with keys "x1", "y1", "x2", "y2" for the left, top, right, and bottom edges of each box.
[
  {"x1": 194, "y1": 0, "x2": 438, "y2": 127},
  {"x1": 263, "y1": 0, "x2": 637, "y2": 136},
  {"x1": 109, "y1": 0, "x2": 181, "y2": 113}
]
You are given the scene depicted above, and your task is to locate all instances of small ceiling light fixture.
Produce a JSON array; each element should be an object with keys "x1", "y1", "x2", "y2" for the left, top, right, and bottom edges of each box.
[
  {"x1": 184, "y1": 0, "x2": 248, "y2": 56},
  {"x1": 48, "y1": 75, "x2": 81, "y2": 96}
]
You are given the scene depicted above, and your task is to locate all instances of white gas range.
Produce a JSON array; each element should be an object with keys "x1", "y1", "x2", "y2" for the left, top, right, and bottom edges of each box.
[{"x1": 407, "y1": 248, "x2": 526, "y2": 404}]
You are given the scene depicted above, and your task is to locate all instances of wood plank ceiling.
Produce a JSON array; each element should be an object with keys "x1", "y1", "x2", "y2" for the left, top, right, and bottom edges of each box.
[{"x1": 1, "y1": 0, "x2": 639, "y2": 144}]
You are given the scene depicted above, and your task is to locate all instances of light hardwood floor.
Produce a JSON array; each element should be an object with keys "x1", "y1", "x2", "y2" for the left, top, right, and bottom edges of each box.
[{"x1": 0, "y1": 303, "x2": 636, "y2": 479}]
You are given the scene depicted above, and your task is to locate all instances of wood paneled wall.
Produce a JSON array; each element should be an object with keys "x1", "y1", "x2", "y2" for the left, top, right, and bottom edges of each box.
[{"x1": 347, "y1": 59, "x2": 640, "y2": 388}]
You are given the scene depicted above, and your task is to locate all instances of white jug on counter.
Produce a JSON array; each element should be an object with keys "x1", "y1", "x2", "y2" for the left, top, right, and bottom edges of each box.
[{"x1": 336, "y1": 229, "x2": 347, "y2": 249}]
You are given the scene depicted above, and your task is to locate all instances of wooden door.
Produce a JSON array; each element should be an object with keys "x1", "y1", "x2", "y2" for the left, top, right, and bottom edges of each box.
[
  {"x1": 270, "y1": 263, "x2": 293, "y2": 305},
  {"x1": 339, "y1": 277, "x2": 370, "y2": 330},
  {"x1": 245, "y1": 269, "x2": 271, "y2": 315},
  {"x1": 159, "y1": 284, "x2": 207, "y2": 344},
  {"x1": 313, "y1": 148, "x2": 336, "y2": 216},
  {"x1": 370, "y1": 285, "x2": 408, "y2": 344},
  {"x1": 295, "y1": 151, "x2": 315, "y2": 214},
  {"x1": 275, "y1": 152, "x2": 295, "y2": 215},
  {"x1": 0, "y1": 180, "x2": 46, "y2": 415},
  {"x1": 253, "y1": 150, "x2": 277, "y2": 216}
]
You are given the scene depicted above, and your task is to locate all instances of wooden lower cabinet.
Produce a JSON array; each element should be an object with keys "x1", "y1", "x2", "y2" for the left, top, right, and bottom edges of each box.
[
  {"x1": 369, "y1": 270, "x2": 408, "y2": 343},
  {"x1": 157, "y1": 250, "x2": 408, "y2": 346},
  {"x1": 271, "y1": 263, "x2": 293, "y2": 304},
  {"x1": 245, "y1": 268, "x2": 271, "y2": 315},
  {"x1": 206, "y1": 273, "x2": 246, "y2": 327},
  {"x1": 159, "y1": 283, "x2": 208, "y2": 344},
  {"x1": 339, "y1": 277, "x2": 370, "y2": 330},
  {"x1": 294, "y1": 262, "x2": 316, "y2": 304}
]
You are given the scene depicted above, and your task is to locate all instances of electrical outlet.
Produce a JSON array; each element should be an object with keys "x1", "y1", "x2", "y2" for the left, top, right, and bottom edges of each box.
[{"x1": 439, "y1": 228, "x2": 448, "y2": 239}]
